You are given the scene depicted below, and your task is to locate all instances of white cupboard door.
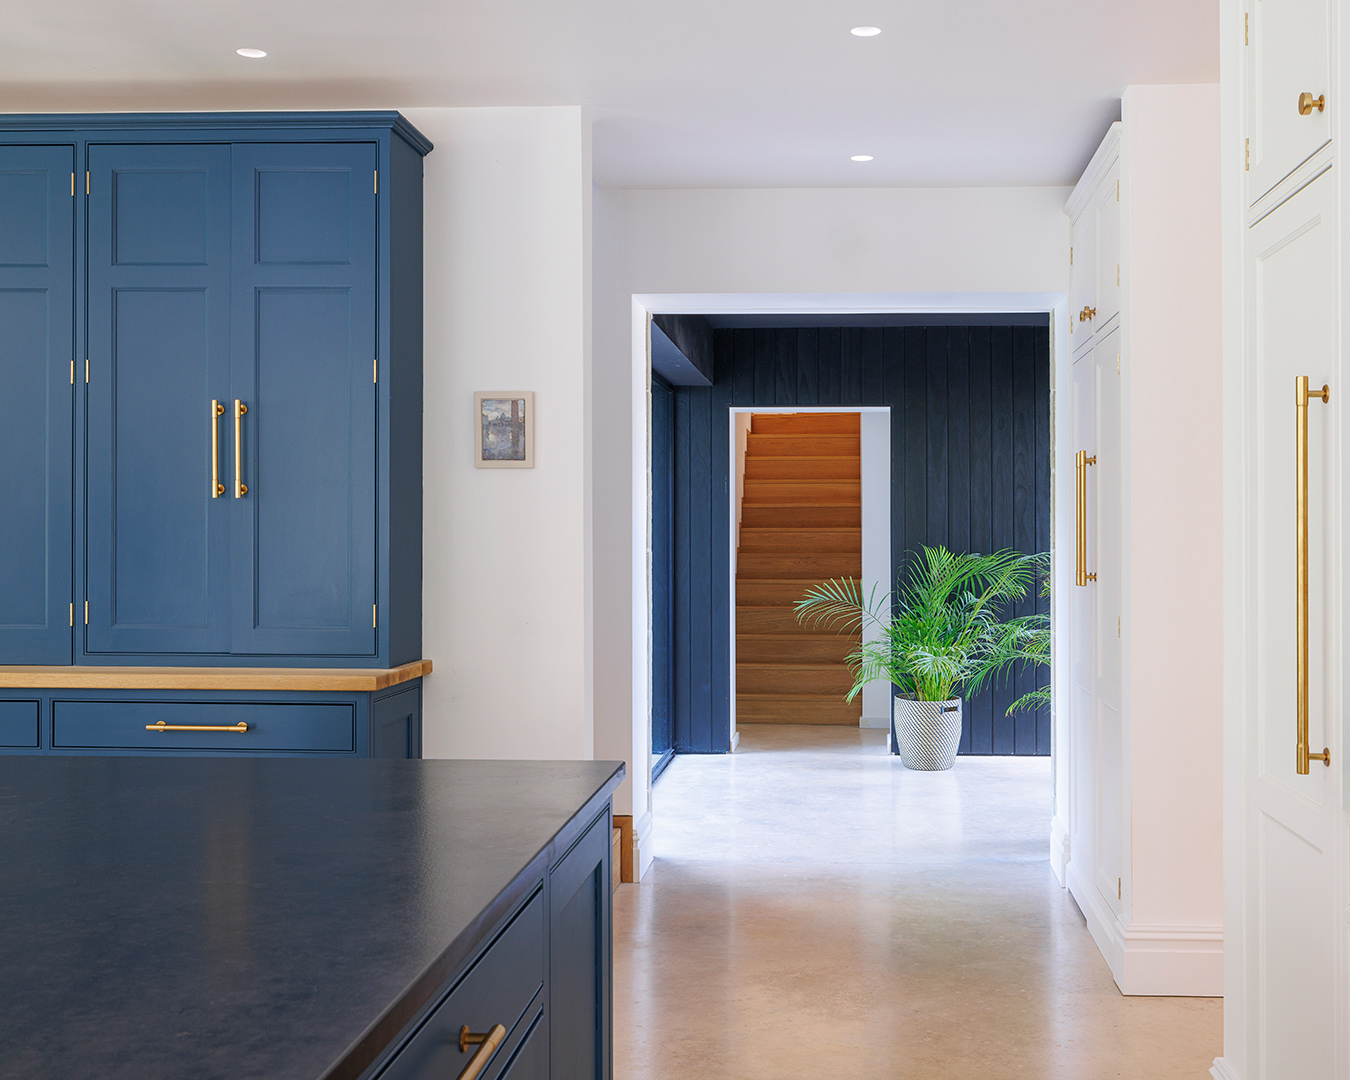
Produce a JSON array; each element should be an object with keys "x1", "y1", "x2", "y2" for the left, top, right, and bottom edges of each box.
[
  {"x1": 1070, "y1": 342, "x2": 1098, "y2": 880},
  {"x1": 1093, "y1": 167, "x2": 1122, "y2": 332},
  {"x1": 1092, "y1": 326, "x2": 1125, "y2": 917},
  {"x1": 1070, "y1": 215, "x2": 1097, "y2": 357},
  {"x1": 1247, "y1": 169, "x2": 1337, "y2": 1079},
  {"x1": 1247, "y1": 0, "x2": 1332, "y2": 204}
]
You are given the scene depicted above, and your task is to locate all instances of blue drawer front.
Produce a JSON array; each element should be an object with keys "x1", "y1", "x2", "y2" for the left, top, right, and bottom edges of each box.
[
  {"x1": 0, "y1": 701, "x2": 39, "y2": 747},
  {"x1": 52, "y1": 700, "x2": 355, "y2": 752}
]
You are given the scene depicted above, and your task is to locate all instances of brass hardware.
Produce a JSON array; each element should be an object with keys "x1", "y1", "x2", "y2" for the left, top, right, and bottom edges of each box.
[
  {"x1": 210, "y1": 400, "x2": 225, "y2": 497},
  {"x1": 1244, "y1": 12, "x2": 1248, "y2": 45},
  {"x1": 373, "y1": 357, "x2": 378, "y2": 384},
  {"x1": 1078, "y1": 306, "x2": 1097, "y2": 323},
  {"x1": 69, "y1": 603, "x2": 74, "y2": 627},
  {"x1": 234, "y1": 399, "x2": 248, "y2": 497},
  {"x1": 146, "y1": 720, "x2": 249, "y2": 733},
  {"x1": 373, "y1": 604, "x2": 377, "y2": 629},
  {"x1": 1245, "y1": 138, "x2": 1250, "y2": 171},
  {"x1": 1295, "y1": 376, "x2": 1331, "y2": 773},
  {"x1": 1117, "y1": 877, "x2": 1121, "y2": 900},
  {"x1": 84, "y1": 600, "x2": 88, "y2": 625},
  {"x1": 70, "y1": 360, "x2": 74, "y2": 385},
  {"x1": 70, "y1": 172, "x2": 75, "y2": 197},
  {"x1": 374, "y1": 169, "x2": 378, "y2": 195},
  {"x1": 85, "y1": 358, "x2": 89, "y2": 384},
  {"x1": 85, "y1": 171, "x2": 89, "y2": 195},
  {"x1": 456, "y1": 1025, "x2": 507, "y2": 1080},
  {"x1": 1075, "y1": 450, "x2": 1097, "y2": 587},
  {"x1": 1299, "y1": 92, "x2": 1326, "y2": 116},
  {"x1": 1070, "y1": 246, "x2": 1073, "y2": 266}
]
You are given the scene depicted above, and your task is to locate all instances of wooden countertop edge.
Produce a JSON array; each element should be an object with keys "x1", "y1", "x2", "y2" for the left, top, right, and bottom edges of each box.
[{"x1": 0, "y1": 660, "x2": 433, "y2": 692}]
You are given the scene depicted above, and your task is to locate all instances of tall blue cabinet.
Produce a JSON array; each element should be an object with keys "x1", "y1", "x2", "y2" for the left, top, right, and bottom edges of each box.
[{"x1": 0, "y1": 113, "x2": 432, "y2": 757}]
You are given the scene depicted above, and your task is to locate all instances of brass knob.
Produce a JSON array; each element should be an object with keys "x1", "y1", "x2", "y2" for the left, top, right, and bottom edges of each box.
[{"x1": 1299, "y1": 92, "x2": 1326, "y2": 116}]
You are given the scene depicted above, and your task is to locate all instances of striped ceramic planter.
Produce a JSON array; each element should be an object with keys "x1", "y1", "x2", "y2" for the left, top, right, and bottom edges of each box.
[{"x1": 892, "y1": 695, "x2": 962, "y2": 771}]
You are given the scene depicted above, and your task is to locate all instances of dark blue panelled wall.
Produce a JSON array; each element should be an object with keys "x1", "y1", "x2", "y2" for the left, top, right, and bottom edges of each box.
[{"x1": 668, "y1": 322, "x2": 1051, "y2": 757}]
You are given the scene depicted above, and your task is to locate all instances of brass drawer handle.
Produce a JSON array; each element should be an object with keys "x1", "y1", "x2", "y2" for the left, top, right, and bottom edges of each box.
[
  {"x1": 1294, "y1": 375, "x2": 1330, "y2": 773},
  {"x1": 457, "y1": 1025, "x2": 507, "y2": 1080},
  {"x1": 234, "y1": 399, "x2": 249, "y2": 497},
  {"x1": 1299, "y1": 92, "x2": 1326, "y2": 116},
  {"x1": 1075, "y1": 450, "x2": 1097, "y2": 586},
  {"x1": 146, "y1": 721, "x2": 249, "y2": 733}
]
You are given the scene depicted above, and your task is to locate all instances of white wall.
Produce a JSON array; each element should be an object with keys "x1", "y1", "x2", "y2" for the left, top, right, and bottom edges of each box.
[
  {"x1": 1120, "y1": 85, "x2": 1224, "y2": 941},
  {"x1": 860, "y1": 409, "x2": 892, "y2": 729},
  {"x1": 593, "y1": 184, "x2": 1073, "y2": 874},
  {"x1": 408, "y1": 106, "x2": 594, "y2": 761}
]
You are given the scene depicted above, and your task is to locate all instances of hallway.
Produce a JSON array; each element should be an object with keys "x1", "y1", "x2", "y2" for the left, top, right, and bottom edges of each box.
[{"x1": 613, "y1": 726, "x2": 1221, "y2": 1078}]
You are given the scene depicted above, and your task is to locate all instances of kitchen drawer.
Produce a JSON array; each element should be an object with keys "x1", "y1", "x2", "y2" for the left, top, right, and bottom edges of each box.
[
  {"x1": 51, "y1": 700, "x2": 355, "y2": 752},
  {"x1": 0, "y1": 700, "x2": 39, "y2": 747},
  {"x1": 378, "y1": 889, "x2": 545, "y2": 1080}
]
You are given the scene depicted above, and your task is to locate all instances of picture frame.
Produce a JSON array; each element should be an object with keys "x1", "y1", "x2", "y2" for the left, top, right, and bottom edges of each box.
[{"x1": 474, "y1": 391, "x2": 535, "y2": 468}]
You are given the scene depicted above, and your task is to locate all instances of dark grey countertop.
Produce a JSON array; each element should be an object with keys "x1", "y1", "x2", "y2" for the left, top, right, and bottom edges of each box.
[{"x1": 0, "y1": 756, "x2": 624, "y2": 1080}]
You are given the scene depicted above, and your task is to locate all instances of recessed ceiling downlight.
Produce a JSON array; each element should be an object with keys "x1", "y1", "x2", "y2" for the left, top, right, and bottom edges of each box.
[
  {"x1": 236, "y1": 48, "x2": 267, "y2": 58},
  {"x1": 850, "y1": 155, "x2": 874, "y2": 162},
  {"x1": 850, "y1": 26, "x2": 881, "y2": 37}
]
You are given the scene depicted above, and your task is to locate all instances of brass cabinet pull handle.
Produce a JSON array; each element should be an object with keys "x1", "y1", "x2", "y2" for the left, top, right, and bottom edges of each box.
[
  {"x1": 146, "y1": 721, "x2": 249, "y2": 733},
  {"x1": 234, "y1": 399, "x2": 249, "y2": 497},
  {"x1": 1299, "y1": 92, "x2": 1326, "y2": 116},
  {"x1": 1075, "y1": 450, "x2": 1097, "y2": 586},
  {"x1": 210, "y1": 400, "x2": 225, "y2": 497},
  {"x1": 1295, "y1": 375, "x2": 1331, "y2": 773},
  {"x1": 456, "y1": 1025, "x2": 507, "y2": 1080}
]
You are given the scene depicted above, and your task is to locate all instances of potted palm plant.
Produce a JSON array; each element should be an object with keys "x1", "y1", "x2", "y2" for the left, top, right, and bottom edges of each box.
[{"x1": 795, "y1": 546, "x2": 1043, "y2": 770}]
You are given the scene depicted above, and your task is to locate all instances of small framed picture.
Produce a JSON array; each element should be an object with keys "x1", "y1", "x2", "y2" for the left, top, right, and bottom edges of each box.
[{"x1": 474, "y1": 392, "x2": 534, "y2": 468}]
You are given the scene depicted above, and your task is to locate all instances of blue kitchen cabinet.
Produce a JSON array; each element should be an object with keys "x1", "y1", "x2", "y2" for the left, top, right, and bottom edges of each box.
[
  {"x1": 0, "y1": 112, "x2": 429, "y2": 673},
  {"x1": 85, "y1": 143, "x2": 234, "y2": 656},
  {"x1": 0, "y1": 145, "x2": 75, "y2": 665},
  {"x1": 230, "y1": 142, "x2": 379, "y2": 657}
]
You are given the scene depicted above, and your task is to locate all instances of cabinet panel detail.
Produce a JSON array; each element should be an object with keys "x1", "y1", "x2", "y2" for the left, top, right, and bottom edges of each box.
[
  {"x1": 0, "y1": 700, "x2": 40, "y2": 747},
  {"x1": 256, "y1": 168, "x2": 353, "y2": 264},
  {"x1": 0, "y1": 145, "x2": 74, "y2": 664},
  {"x1": 550, "y1": 812, "x2": 612, "y2": 1080},
  {"x1": 113, "y1": 169, "x2": 210, "y2": 265}
]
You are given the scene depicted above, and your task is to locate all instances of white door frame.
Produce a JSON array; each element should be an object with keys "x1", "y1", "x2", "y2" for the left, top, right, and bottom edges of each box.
[{"x1": 628, "y1": 292, "x2": 1070, "y2": 882}]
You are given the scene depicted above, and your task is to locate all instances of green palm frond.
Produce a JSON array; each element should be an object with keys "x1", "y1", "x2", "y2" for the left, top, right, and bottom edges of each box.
[{"x1": 795, "y1": 545, "x2": 1049, "y2": 707}]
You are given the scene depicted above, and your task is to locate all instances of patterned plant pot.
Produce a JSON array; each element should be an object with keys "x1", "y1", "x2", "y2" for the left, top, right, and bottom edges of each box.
[{"x1": 892, "y1": 695, "x2": 962, "y2": 771}]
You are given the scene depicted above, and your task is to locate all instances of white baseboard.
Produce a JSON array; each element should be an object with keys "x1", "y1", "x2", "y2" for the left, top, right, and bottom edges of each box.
[
  {"x1": 1067, "y1": 863, "x2": 1222, "y2": 996},
  {"x1": 633, "y1": 810, "x2": 654, "y2": 881},
  {"x1": 1209, "y1": 1057, "x2": 1240, "y2": 1080},
  {"x1": 860, "y1": 714, "x2": 890, "y2": 730},
  {"x1": 730, "y1": 729, "x2": 740, "y2": 751},
  {"x1": 1049, "y1": 815, "x2": 1070, "y2": 886}
]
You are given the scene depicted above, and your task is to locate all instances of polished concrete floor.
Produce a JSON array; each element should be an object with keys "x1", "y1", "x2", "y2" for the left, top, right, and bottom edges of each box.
[{"x1": 613, "y1": 724, "x2": 1221, "y2": 1079}]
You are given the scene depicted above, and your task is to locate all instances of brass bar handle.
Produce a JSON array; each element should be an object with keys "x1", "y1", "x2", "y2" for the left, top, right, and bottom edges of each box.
[
  {"x1": 1295, "y1": 375, "x2": 1331, "y2": 774},
  {"x1": 211, "y1": 400, "x2": 225, "y2": 497},
  {"x1": 1299, "y1": 92, "x2": 1326, "y2": 116},
  {"x1": 234, "y1": 399, "x2": 249, "y2": 498},
  {"x1": 1075, "y1": 450, "x2": 1097, "y2": 587},
  {"x1": 146, "y1": 721, "x2": 249, "y2": 733},
  {"x1": 456, "y1": 1025, "x2": 507, "y2": 1080}
]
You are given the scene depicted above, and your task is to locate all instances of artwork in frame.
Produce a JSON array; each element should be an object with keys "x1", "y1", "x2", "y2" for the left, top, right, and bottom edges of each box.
[{"x1": 475, "y1": 392, "x2": 535, "y2": 468}]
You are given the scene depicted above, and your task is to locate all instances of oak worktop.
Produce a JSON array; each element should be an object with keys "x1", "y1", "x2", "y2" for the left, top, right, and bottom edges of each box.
[{"x1": 0, "y1": 659, "x2": 431, "y2": 692}]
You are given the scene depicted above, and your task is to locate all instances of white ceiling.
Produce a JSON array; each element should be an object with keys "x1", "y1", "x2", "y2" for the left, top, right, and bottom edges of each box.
[{"x1": 0, "y1": 0, "x2": 1217, "y2": 188}]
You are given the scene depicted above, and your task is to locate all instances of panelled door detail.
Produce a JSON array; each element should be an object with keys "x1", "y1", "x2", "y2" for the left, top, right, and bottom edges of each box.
[
  {"x1": 1247, "y1": 0, "x2": 1333, "y2": 205},
  {"x1": 0, "y1": 145, "x2": 74, "y2": 663},
  {"x1": 86, "y1": 144, "x2": 232, "y2": 654},
  {"x1": 230, "y1": 144, "x2": 377, "y2": 656},
  {"x1": 1246, "y1": 168, "x2": 1336, "y2": 1080}
]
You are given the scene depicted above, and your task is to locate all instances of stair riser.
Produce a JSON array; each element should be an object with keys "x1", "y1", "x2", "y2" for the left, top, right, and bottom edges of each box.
[
  {"x1": 736, "y1": 697, "x2": 862, "y2": 725},
  {"x1": 737, "y1": 553, "x2": 861, "y2": 579},
  {"x1": 737, "y1": 582, "x2": 817, "y2": 606},
  {"x1": 746, "y1": 434, "x2": 861, "y2": 457},
  {"x1": 743, "y1": 481, "x2": 861, "y2": 504},
  {"x1": 744, "y1": 458, "x2": 860, "y2": 480},
  {"x1": 736, "y1": 636, "x2": 857, "y2": 662},
  {"x1": 751, "y1": 414, "x2": 860, "y2": 435},
  {"x1": 738, "y1": 527, "x2": 861, "y2": 552},
  {"x1": 740, "y1": 506, "x2": 862, "y2": 528},
  {"x1": 736, "y1": 666, "x2": 856, "y2": 694}
]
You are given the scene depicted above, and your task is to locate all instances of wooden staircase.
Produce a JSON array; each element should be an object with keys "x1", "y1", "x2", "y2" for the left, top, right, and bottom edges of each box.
[{"x1": 735, "y1": 413, "x2": 862, "y2": 725}]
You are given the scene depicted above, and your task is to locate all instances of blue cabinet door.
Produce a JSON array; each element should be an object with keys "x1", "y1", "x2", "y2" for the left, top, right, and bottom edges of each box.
[
  {"x1": 230, "y1": 144, "x2": 377, "y2": 657},
  {"x1": 85, "y1": 145, "x2": 232, "y2": 654},
  {"x1": 0, "y1": 146, "x2": 74, "y2": 665}
]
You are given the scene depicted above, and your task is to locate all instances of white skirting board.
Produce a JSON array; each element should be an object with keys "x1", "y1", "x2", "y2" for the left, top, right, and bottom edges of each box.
[
  {"x1": 1049, "y1": 816, "x2": 1070, "y2": 886},
  {"x1": 633, "y1": 810, "x2": 655, "y2": 882},
  {"x1": 1067, "y1": 861, "x2": 1223, "y2": 996},
  {"x1": 1209, "y1": 1058, "x2": 1239, "y2": 1080},
  {"x1": 860, "y1": 713, "x2": 889, "y2": 730}
]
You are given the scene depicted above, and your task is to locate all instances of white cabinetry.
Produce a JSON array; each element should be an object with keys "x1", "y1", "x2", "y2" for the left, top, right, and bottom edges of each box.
[
  {"x1": 1061, "y1": 95, "x2": 1224, "y2": 999},
  {"x1": 1220, "y1": 0, "x2": 1344, "y2": 1075}
]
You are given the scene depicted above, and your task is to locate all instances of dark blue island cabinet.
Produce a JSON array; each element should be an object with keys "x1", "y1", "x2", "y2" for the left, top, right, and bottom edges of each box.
[{"x1": 0, "y1": 113, "x2": 431, "y2": 756}]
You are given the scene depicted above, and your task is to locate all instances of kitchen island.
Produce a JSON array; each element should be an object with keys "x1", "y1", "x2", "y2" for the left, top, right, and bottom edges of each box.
[{"x1": 0, "y1": 755, "x2": 624, "y2": 1079}]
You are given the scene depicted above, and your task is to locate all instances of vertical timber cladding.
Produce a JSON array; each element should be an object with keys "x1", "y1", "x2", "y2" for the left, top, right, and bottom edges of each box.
[{"x1": 671, "y1": 324, "x2": 1051, "y2": 756}]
